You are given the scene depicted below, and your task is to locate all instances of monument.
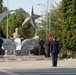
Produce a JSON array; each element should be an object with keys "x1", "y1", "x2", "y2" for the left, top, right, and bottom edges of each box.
[
  {"x1": 0, "y1": 10, "x2": 14, "y2": 23},
  {"x1": 13, "y1": 28, "x2": 39, "y2": 56},
  {"x1": 13, "y1": 28, "x2": 20, "y2": 39},
  {"x1": 22, "y1": 6, "x2": 41, "y2": 29},
  {"x1": 21, "y1": 36, "x2": 39, "y2": 55},
  {"x1": 15, "y1": 6, "x2": 40, "y2": 56},
  {"x1": 13, "y1": 27, "x2": 22, "y2": 55},
  {"x1": 2, "y1": 38, "x2": 16, "y2": 55},
  {"x1": 1, "y1": 7, "x2": 40, "y2": 56},
  {"x1": 0, "y1": 10, "x2": 15, "y2": 55}
]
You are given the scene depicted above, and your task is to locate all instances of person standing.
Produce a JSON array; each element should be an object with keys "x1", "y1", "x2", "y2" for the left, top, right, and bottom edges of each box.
[
  {"x1": 39, "y1": 38, "x2": 44, "y2": 55},
  {"x1": 0, "y1": 37, "x2": 4, "y2": 55},
  {"x1": 50, "y1": 36, "x2": 60, "y2": 67},
  {"x1": 46, "y1": 34, "x2": 52, "y2": 57}
]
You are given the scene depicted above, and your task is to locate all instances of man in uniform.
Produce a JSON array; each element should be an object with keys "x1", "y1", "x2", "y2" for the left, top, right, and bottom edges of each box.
[
  {"x1": 50, "y1": 36, "x2": 60, "y2": 67},
  {"x1": 39, "y1": 38, "x2": 44, "y2": 55}
]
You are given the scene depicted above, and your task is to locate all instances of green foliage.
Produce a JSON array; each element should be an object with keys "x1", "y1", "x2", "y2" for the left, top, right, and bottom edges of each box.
[
  {"x1": 46, "y1": 0, "x2": 76, "y2": 52},
  {"x1": 0, "y1": 0, "x2": 3, "y2": 13},
  {"x1": 19, "y1": 24, "x2": 35, "y2": 39},
  {"x1": 59, "y1": 0, "x2": 76, "y2": 51},
  {"x1": 39, "y1": 0, "x2": 76, "y2": 58},
  {"x1": 0, "y1": 8, "x2": 24, "y2": 38},
  {"x1": 0, "y1": 0, "x2": 7, "y2": 13},
  {"x1": 50, "y1": 9, "x2": 61, "y2": 37},
  {"x1": 0, "y1": 8, "x2": 35, "y2": 39},
  {"x1": 37, "y1": 19, "x2": 46, "y2": 43},
  {"x1": 38, "y1": 28, "x2": 46, "y2": 42},
  {"x1": 0, "y1": 0, "x2": 76, "y2": 57}
]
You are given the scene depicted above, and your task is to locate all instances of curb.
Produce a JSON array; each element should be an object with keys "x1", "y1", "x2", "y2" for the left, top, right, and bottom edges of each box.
[{"x1": 0, "y1": 55, "x2": 51, "y2": 61}]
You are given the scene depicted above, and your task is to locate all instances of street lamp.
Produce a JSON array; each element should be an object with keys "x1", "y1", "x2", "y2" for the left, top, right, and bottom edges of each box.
[
  {"x1": 38, "y1": 1, "x2": 51, "y2": 57},
  {"x1": 37, "y1": 3, "x2": 49, "y2": 41},
  {"x1": 37, "y1": 4, "x2": 46, "y2": 8},
  {"x1": 37, "y1": 4, "x2": 46, "y2": 22},
  {"x1": 7, "y1": 0, "x2": 9, "y2": 39}
]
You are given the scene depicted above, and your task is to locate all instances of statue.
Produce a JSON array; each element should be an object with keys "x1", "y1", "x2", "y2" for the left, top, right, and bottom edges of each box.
[
  {"x1": 22, "y1": 6, "x2": 41, "y2": 29},
  {"x1": 2, "y1": 7, "x2": 40, "y2": 56},
  {"x1": 13, "y1": 28, "x2": 20, "y2": 39},
  {"x1": 13, "y1": 28, "x2": 21, "y2": 51}
]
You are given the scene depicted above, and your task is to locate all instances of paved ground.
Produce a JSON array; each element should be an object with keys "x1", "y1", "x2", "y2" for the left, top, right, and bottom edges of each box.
[{"x1": 0, "y1": 59, "x2": 76, "y2": 75}]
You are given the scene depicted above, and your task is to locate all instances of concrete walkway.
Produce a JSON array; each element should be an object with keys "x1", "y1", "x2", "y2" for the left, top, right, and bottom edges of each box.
[
  {"x1": 0, "y1": 59, "x2": 76, "y2": 69},
  {"x1": 0, "y1": 59, "x2": 76, "y2": 75}
]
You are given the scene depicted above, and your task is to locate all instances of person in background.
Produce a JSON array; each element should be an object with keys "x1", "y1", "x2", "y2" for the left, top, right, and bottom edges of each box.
[
  {"x1": 46, "y1": 34, "x2": 52, "y2": 57},
  {"x1": 39, "y1": 38, "x2": 44, "y2": 55},
  {"x1": 50, "y1": 36, "x2": 60, "y2": 67},
  {"x1": 0, "y1": 37, "x2": 4, "y2": 55}
]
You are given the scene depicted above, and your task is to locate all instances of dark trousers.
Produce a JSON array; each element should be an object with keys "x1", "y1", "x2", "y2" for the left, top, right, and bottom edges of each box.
[
  {"x1": 52, "y1": 53, "x2": 58, "y2": 66},
  {"x1": 40, "y1": 46, "x2": 44, "y2": 55}
]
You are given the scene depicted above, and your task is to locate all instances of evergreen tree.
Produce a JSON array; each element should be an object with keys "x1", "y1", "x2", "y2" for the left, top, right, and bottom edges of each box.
[{"x1": 59, "y1": 0, "x2": 76, "y2": 51}]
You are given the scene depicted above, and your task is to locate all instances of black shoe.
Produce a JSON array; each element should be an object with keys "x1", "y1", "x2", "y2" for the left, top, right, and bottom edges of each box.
[{"x1": 52, "y1": 65, "x2": 57, "y2": 67}]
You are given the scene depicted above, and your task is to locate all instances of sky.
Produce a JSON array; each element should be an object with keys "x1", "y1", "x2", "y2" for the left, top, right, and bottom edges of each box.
[{"x1": 3, "y1": 0, "x2": 62, "y2": 15}]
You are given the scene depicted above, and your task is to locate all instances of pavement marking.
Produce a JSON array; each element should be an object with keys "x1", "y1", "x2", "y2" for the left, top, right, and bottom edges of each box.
[{"x1": 0, "y1": 69, "x2": 19, "y2": 75}]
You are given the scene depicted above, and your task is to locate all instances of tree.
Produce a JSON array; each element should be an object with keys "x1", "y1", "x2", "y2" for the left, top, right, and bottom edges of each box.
[
  {"x1": 38, "y1": 0, "x2": 76, "y2": 58},
  {"x1": 0, "y1": 0, "x2": 3, "y2": 13},
  {"x1": 19, "y1": 23, "x2": 35, "y2": 39},
  {"x1": 37, "y1": 15, "x2": 47, "y2": 42},
  {"x1": 1, "y1": 8, "x2": 35, "y2": 39},
  {"x1": 0, "y1": 0, "x2": 6, "y2": 13},
  {"x1": 59, "y1": 0, "x2": 76, "y2": 51},
  {"x1": 49, "y1": 8, "x2": 61, "y2": 38}
]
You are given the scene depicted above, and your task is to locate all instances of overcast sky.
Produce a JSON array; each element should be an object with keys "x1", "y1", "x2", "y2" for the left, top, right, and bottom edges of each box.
[{"x1": 3, "y1": 0, "x2": 62, "y2": 15}]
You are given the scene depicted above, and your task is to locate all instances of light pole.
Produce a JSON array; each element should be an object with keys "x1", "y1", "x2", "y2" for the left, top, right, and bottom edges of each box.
[
  {"x1": 7, "y1": 0, "x2": 9, "y2": 39},
  {"x1": 37, "y1": 4, "x2": 46, "y2": 8},
  {"x1": 38, "y1": 1, "x2": 51, "y2": 57},
  {"x1": 37, "y1": 2, "x2": 49, "y2": 41},
  {"x1": 49, "y1": 0, "x2": 53, "y2": 34},
  {"x1": 46, "y1": 0, "x2": 49, "y2": 36}
]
